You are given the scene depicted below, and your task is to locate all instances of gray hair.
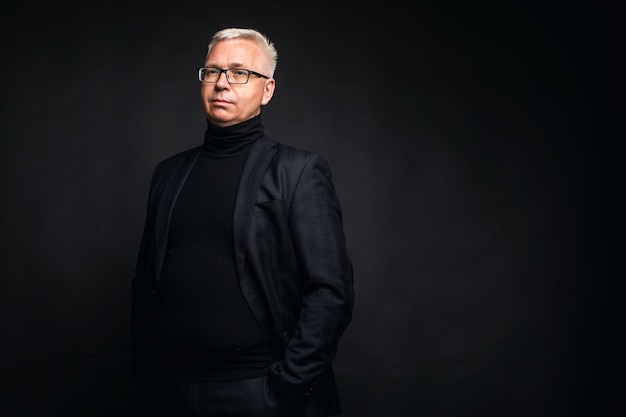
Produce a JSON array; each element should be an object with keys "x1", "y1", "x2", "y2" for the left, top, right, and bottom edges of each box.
[{"x1": 207, "y1": 27, "x2": 278, "y2": 77}]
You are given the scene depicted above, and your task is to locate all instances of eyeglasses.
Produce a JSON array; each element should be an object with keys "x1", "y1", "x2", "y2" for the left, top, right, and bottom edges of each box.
[{"x1": 198, "y1": 67, "x2": 270, "y2": 84}]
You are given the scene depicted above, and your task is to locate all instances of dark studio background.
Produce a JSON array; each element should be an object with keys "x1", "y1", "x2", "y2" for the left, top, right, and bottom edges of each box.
[{"x1": 0, "y1": 1, "x2": 623, "y2": 416}]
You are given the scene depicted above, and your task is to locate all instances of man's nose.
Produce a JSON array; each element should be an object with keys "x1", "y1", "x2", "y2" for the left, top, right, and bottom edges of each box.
[{"x1": 215, "y1": 70, "x2": 229, "y2": 87}]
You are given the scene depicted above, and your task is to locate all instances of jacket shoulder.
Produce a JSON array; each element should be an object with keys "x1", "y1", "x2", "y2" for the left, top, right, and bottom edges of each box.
[
  {"x1": 272, "y1": 140, "x2": 326, "y2": 167},
  {"x1": 154, "y1": 146, "x2": 201, "y2": 173}
]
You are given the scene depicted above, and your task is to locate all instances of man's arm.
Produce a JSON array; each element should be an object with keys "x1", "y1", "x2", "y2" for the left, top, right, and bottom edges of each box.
[{"x1": 269, "y1": 153, "x2": 354, "y2": 405}]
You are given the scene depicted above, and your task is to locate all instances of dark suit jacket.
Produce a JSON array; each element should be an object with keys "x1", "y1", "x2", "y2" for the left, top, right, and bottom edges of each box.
[{"x1": 131, "y1": 136, "x2": 354, "y2": 415}]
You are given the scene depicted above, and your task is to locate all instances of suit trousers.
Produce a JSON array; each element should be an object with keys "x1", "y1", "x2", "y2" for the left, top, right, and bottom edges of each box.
[{"x1": 137, "y1": 373, "x2": 321, "y2": 417}]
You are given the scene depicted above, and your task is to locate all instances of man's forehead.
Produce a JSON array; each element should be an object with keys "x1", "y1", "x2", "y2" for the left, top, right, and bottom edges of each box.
[{"x1": 205, "y1": 40, "x2": 265, "y2": 68}]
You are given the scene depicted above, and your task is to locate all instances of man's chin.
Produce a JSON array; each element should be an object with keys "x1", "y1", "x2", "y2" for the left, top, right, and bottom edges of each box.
[
  {"x1": 206, "y1": 116, "x2": 238, "y2": 128},
  {"x1": 205, "y1": 110, "x2": 236, "y2": 127}
]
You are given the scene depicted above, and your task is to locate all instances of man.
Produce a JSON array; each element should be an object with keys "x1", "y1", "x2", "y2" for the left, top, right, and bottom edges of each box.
[{"x1": 131, "y1": 27, "x2": 354, "y2": 417}]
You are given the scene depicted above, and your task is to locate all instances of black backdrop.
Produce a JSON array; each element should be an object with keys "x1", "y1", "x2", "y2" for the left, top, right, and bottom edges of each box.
[{"x1": 0, "y1": 1, "x2": 623, "y2": 416}]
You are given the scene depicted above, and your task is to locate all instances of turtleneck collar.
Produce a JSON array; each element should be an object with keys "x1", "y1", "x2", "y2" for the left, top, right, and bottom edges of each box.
[{"x1": 203, "y1": 114, "x2": 265, "y2": 157}]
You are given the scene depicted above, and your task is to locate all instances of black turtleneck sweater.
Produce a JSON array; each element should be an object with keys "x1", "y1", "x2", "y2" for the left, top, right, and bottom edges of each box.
[{"x1": 152, "y1": 115, "x2": 275, "y2": 381}]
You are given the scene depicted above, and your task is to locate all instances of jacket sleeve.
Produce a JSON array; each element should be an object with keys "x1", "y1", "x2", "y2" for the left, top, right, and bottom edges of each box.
[
  {"x1": 130, "y1": 164, "x2": 160, "y2": 381},
  {"x1": 268, "y1": 153, "x2": 354, "y2": 406}
]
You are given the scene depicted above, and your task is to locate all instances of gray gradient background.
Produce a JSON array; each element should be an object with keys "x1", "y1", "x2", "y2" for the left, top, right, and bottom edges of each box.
[{"x1": 0, "y1": 1, "x2": 623, "y2": 416}]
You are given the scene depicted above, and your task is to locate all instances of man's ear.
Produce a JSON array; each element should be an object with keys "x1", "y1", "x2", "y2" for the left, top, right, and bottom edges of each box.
[{"x1": 261, "y1": 79, "x2": 275, "y2": 105}]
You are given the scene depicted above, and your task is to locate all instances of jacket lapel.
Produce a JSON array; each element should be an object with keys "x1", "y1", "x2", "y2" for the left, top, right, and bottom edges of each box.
[
  {"x1": 233, "y1": 137, "x2": 276, "y2": 277},
  {"x1": 154, "y1": 148, "x2": 202, "y2": 284}
]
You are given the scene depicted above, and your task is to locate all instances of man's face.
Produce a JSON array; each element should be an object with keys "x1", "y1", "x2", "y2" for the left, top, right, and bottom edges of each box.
[{"x1": 200, "y1": 39, "x2": 275, "y2": 127}]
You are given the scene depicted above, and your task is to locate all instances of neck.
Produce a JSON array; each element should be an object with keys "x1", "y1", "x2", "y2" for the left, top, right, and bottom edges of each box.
[{"x1": 203, "y1": 114, "x2": 264, "y2": 157}]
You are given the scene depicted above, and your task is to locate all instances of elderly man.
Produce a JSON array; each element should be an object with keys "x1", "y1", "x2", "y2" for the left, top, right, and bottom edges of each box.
[{"x1": 131, "y1": 27, "x2": 354, "y2": 417}]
